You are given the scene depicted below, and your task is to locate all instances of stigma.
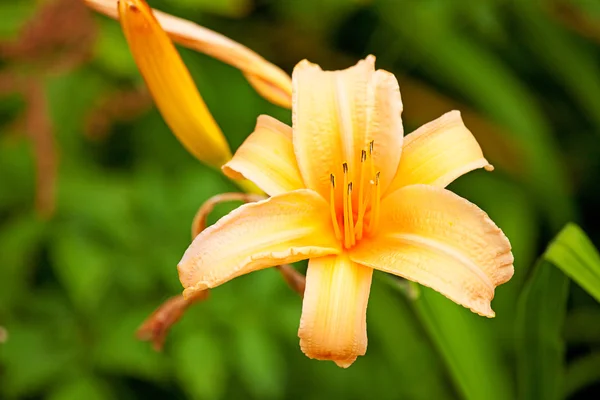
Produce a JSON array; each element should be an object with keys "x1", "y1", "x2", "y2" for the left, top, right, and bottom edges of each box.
[{"x1": 329, "y1": 141, "x2": 381, "y2": 249}]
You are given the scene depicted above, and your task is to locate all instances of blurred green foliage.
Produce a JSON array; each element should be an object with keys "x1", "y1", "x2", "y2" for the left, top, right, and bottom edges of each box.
[{"x1": 2, "y1": 0, "x2": 600, "y2": 399}]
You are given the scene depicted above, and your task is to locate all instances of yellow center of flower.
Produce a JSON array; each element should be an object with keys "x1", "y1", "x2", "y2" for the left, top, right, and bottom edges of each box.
[{"x1": 329, "y1": 140, "x2": 381, "y2": 249}]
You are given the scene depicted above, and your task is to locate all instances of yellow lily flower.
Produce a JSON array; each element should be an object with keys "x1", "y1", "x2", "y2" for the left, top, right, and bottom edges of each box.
[{"x1": 178, "y1": 56, "x2": 514, "y2": 368}]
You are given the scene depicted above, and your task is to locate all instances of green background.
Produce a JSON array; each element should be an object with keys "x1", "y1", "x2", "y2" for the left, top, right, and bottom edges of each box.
[{"x1": 1, "y1": 0, "x2": 600, "y2": 399}]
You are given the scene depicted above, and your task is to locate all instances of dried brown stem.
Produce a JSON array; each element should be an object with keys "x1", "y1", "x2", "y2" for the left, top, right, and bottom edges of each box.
[
  {"x1": 276, "y1": 264, "x2": 306, "y2": 297},
  {"x1": 136, "y1": 289, "x2": 209, "y2": 351},
  {"x1": 191, "y1": 192, "x2": 266, "y2": 238},
  {"x1": 24, "y1": 80, "x2": 57, "y2": 218},
  {"x1": 0, "y1": 326, "x2": 8, "y2": 344}
]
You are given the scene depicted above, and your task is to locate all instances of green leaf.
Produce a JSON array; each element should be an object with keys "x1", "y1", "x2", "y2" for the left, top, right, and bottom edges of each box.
[
  {"x1": 231, "y1": 318, "x2": 286, "y2": 400},
  {"x1": 369, "y1": 278, "x2": 456, "y2": 400},
  {"x1": 514, "y1": 3, "x2": 600, "y2": 133},
  {"x1": 413, "y1": 288, "x2": 515, "y2": 400},
  {"x1": 0, "y1": 135, "x2": 36, "y2": 209},
  {"x1": 545, "y1": 223, "x2": 600, "y2": 303},
  {"x1": 92, "y1": 307, "x2": 168, "y2": 381},
  {"x1": 450, "y1": 173, "x2": 538, "y2": 358},
  {"x1": 171, "y1": 0, "x2": 252, "y2": 17},
  {"x1": 515, "y1": 261, "x2": 569, "y2": 400},
  {"x1": 564, "y1": 352, "x2": 600, "y2": 398},
  {"x1": 564, "y1": 307, "x2": 600, "y2": 345},
  {"x1": 92, "y1": 19, "x2": 139, "y2": 79},
  {"x1": 50, "y1": 225, "x2": 113, "y2": 312},
  {"x1": 0, "y1": 2, "x2": 36, "y2": 39},
  {"x1": 0, "y1": 318, "x2": 79, "y2": 398},
  {"x1": 375, "y1": 0, "x2": 575, "y2": 229},
  {"x1": 48, "y1": 376, "x2": 113, "y2": 400},
  {"x1": 172, "y1": 330, "x2": 227, "y2": 400},
  {"x1": 0, "y1": 213, "x2": 46, "y2": 308}
]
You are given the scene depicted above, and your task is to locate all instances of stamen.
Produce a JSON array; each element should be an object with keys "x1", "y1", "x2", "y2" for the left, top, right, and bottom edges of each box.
[
  {"x1": 347, "y1": 182, "x2": 355, "y2": 247},
  {"x1": 368, "y1": 140, "x2": 375, "y2": 187},
  {"x1": 342, "y1": 163, "x2": 350, "y2": 248},
  {"x1": 329, "y1": 174, "x2": 342, "y2": 240},
  {"x1": 368, "y1": 171, "x2": 381, "y2": 233},
  {"x1": 355, "y1": 149, "x2": 368, "y2": 240}
]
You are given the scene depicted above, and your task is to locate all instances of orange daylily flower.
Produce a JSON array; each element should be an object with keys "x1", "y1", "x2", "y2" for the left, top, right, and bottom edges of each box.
[{"x1": 178, "y1": 56, "x2": 514, "y2": 368}]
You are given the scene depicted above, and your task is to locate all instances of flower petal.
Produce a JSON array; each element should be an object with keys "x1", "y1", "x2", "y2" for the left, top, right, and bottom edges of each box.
[
  {"x1": 178, "y1": 189, "x2": 340, "y2": 298},
  {"x1": 292, "y1": 56, "x2": 403, "y2": 201},
  {"x1": 298, "y1": 253, "x2": 373, "y2": 368},
  {"x1": 222, "y1": 115, "x2": 305, "y2": 196},
  {"x1": 385, "y1": 111, "x2": 492, "y2": 195},
  {"x1": 117, "y1": 0, "x2": 231, "y2": 167},
  {"x1": 350, "y1": 184, "x2": 513, "y2": 317},
  {"x1": 85, "y1": 0, "x2": 292, "y2": 108}
]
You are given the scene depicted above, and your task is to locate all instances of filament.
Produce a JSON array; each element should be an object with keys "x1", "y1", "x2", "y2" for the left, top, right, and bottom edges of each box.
[
  {"x1": 368, "y1": 171, "x2": 381, "y2": 233},
  {"x1": 355, "y1": 149, "x2": 367, "y2": 240},
  {"x1": 347, "y1": 182, "x2": 355, "y2": 247},
  {"x1": 329, "y1": 174, "x2": 342, "y2": 240},
  {"x1": 342, "y1": 163, "x2": 351, "y2": 248}
]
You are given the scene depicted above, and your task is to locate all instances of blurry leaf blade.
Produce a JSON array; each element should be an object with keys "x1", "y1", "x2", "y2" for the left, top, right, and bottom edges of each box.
[
  {"x1": 93, "y1": 308, "x2": 169, "y2": 381},
  {"x1": 51, "y1": 226, "x2": 113, "y2": 312},
  {"x1": 92, "y1": 18, "x2": 140, "y2": 78},
  {"x1": 369, "y1": 277, "x2": 457, "y2": 400},
  {"x1": 376, "y1": 0, "x2": 575, "y2": 228},
  {"x1": 171, "y1": 0, "x2": 252, "y2": 17},
  {"x1": 0, "y1": 2, "x2": 37, "y2": 39},
  {"x1": 48, "y1": 376, "x2": 114, "y2": 400},
  {"x1": 232, "y1": 320, "x2": 286, "y2": 399},
  {"x1": 413, "y1": 287, "x2": 514, "y2": 400},
  {"x1": 564, "y1": 307, "x2": 600, "y2": 345},
  {"x1": 172, "y1": 331, "x2": 227, "y2": 400},
  {"x1": 0, "y1": 321, "x2": 79, "y2": 398},
  {"x1": 545, "y1": 223, "x2": 600, "y2": 302},
  {"x1": 516, "y1": 261, "x2": 569, "y2": 400},
  {"x1": 515, "y1": 2, "x2": 600, "y2": 131},
  {"x1": 0, "y1": 214, "x2": 46, "y2": 307},
  {"x1": 564, "y1": 352, "x2": 600, "y2": 398}
]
